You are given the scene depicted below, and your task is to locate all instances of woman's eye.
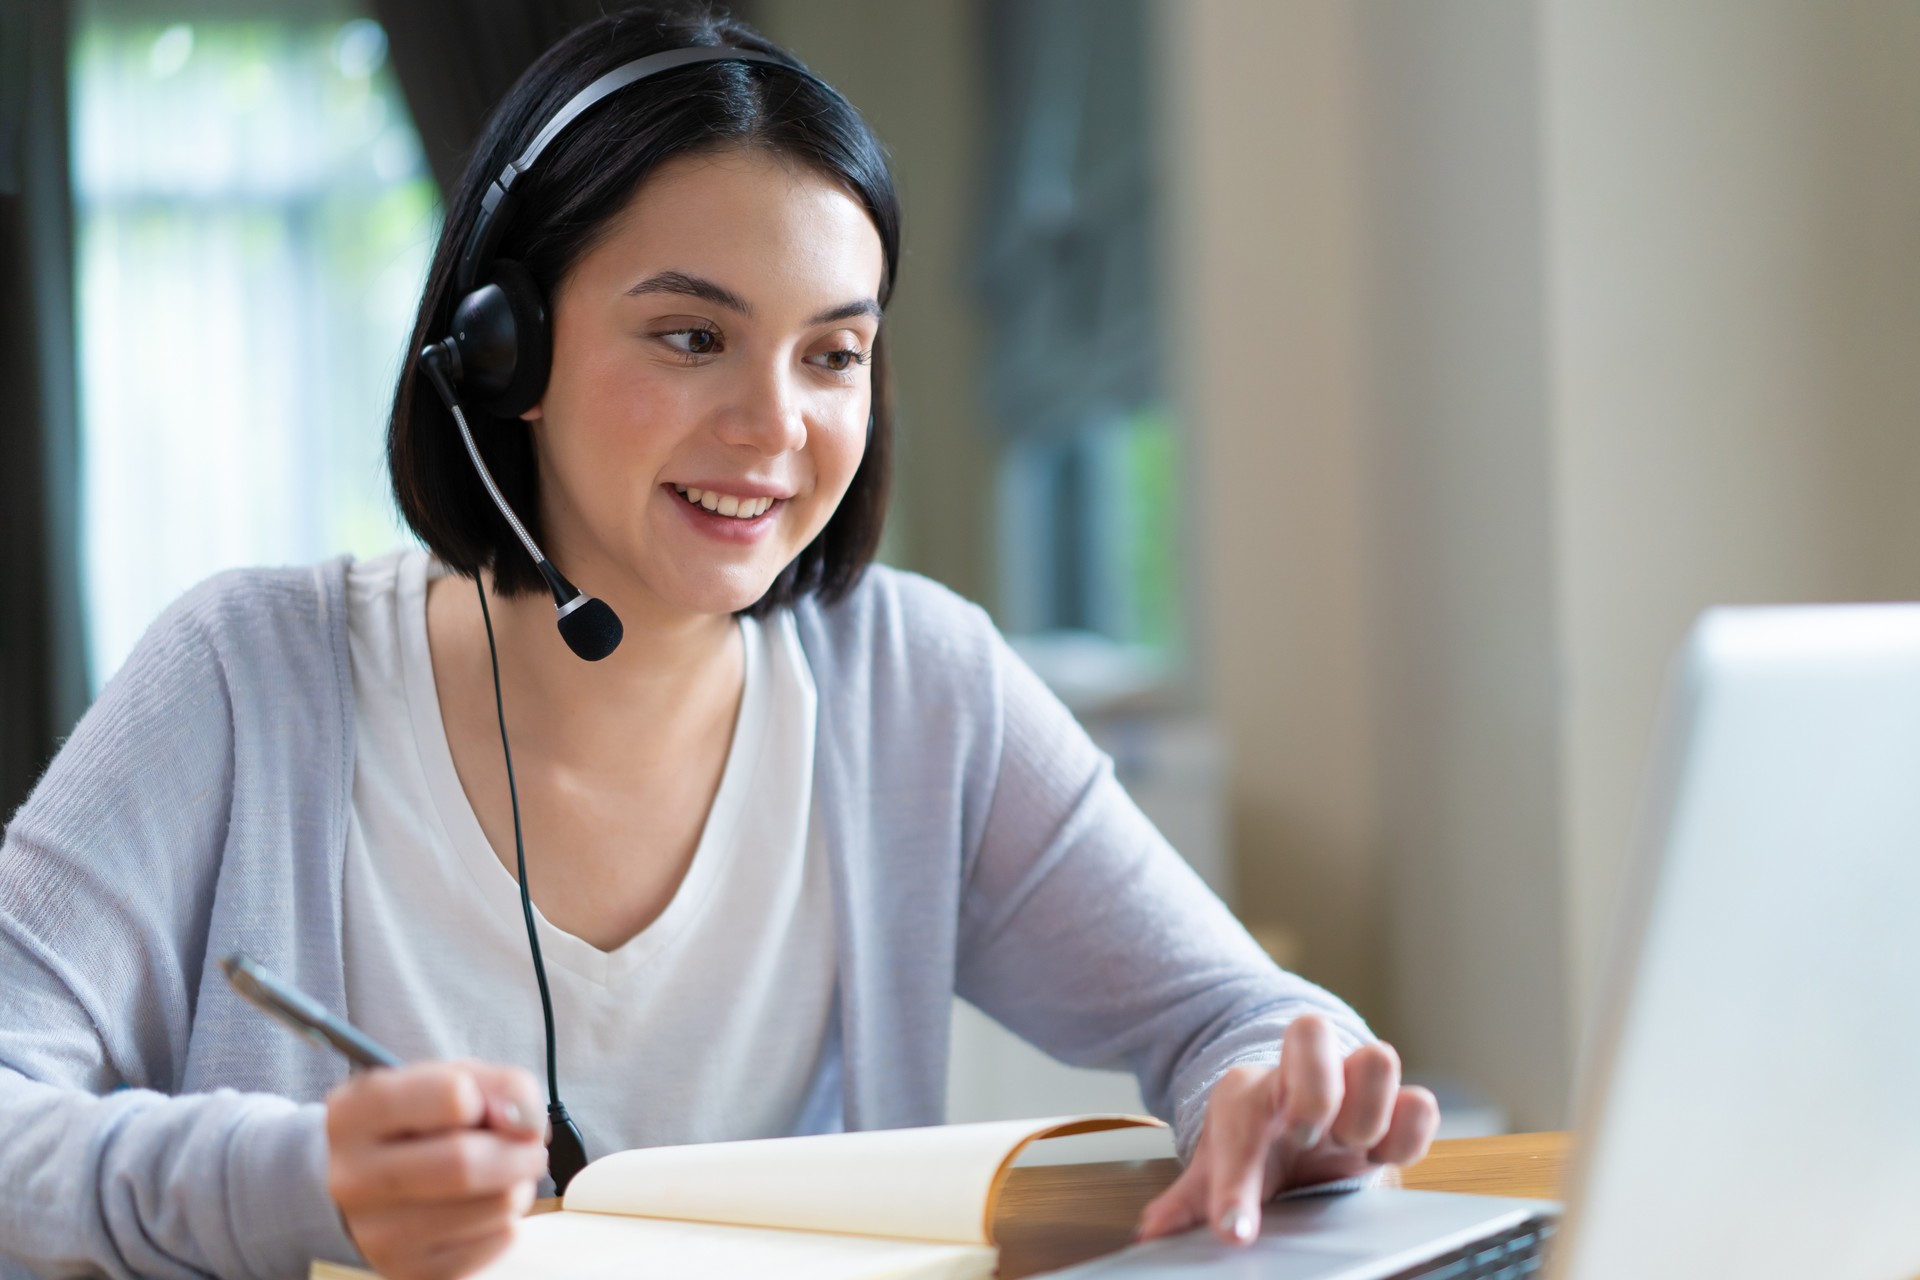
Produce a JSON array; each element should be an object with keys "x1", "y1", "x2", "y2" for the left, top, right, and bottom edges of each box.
[
  {"x1": 660, "y1": 327, "x2": 722, "y2": 357},
  {"x1": 811, "y1": 346, "x2": 871, "y2": 374}
]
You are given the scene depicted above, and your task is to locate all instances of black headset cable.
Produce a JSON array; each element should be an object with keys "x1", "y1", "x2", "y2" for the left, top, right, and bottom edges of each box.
[{"x1": 474, "y1": 575, "x2": 591, "y2": 1194}]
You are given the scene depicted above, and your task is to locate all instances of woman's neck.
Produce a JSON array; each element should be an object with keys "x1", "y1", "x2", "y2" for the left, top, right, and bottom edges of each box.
[{"x1": 440, "y1": 564, "x2": 745, "y2": 782}]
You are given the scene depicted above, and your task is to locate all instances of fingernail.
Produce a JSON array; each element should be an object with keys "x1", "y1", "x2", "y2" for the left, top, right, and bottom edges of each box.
[
  {"x1": 499, "y1": 1101, "x2": 524, "y2": 1129},
  {"x1": 1220, "y1": 1207, "x2": 1256, "y2": 1243},
  {"x1": 1292, "y1": 1119, "x2": 1326, "y2": 1150}
]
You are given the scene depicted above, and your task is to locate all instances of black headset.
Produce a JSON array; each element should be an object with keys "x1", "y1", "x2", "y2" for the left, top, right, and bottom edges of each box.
[
  {"x1": 413, "y1": 43, "x2": 843, "y2": 1195},
  {"x1": 417, "y1": 44, "x2": 815, "y2": 668}
]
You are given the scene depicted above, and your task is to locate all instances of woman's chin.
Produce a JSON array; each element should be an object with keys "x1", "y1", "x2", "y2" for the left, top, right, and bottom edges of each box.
[{"x1": 650, "y1": 562, "x2": 788, "y2": 620}]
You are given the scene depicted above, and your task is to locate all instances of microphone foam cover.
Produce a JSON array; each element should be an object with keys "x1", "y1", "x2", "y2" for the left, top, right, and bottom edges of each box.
[{"x1": 558, "y1": 596, "x2": 623, "y2": 662}]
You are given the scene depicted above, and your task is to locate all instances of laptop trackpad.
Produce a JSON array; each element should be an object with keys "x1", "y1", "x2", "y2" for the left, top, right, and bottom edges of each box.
[
  {"x1": 1049, "y1": 1188, "x2": 1549, "y2": 1279},
  {"x1": 1115, "y1": 1234, "x2": 1380, "y2": 1280}
]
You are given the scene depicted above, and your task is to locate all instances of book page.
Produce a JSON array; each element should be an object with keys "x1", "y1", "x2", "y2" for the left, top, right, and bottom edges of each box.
[
  {"x1": 465, "y1": 1212, "x2": 997, "y2": 1280},
  {"x1": 562, "y1": 1113, "x2": 1164, "y2": 1245},
  {"x1": 312, "y1": 1213, "x2": 996, "y2": 1280}
]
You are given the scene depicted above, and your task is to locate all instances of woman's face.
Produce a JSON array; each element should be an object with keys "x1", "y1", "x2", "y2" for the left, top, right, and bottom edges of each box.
[{"x1": 523, "y1": 146, "x2": 885, "y2": 621}]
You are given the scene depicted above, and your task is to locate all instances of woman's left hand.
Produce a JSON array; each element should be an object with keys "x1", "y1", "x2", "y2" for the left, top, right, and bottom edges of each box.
[{"x1": 1134, "y1": 1013, "x2": 1440, "y2": 1246}]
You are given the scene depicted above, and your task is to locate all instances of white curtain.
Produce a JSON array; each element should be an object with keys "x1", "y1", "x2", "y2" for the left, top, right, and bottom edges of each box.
[{"x1": 71, "y1": 13, "x2": 437, "y2": 686}]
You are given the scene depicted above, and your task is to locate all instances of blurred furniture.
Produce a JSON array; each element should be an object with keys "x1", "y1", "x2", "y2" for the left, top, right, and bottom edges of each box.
[
  {"x1": 1387, "y1": 1131, "x2": 1568, "y2": 1201},
  {"x1": 1417, "y1": 1079, "x2": 1512, "y2": 1142},
  {"x1": 992, "y1": 1131, "x2": 1572, "y2": 1279}
]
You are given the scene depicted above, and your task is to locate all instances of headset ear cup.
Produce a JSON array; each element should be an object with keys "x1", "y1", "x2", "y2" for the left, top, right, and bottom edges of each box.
[
  {"x1": 448, "y1": 258, "x2": 551, "y2": 419},
  {"x1": 486, "y1": 260, "x2": 551, "y2": 417}
]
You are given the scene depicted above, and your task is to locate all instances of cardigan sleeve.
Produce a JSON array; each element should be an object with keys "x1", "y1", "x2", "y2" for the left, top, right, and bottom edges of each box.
[
  {"x1": 952, "y1": 629, "x2": 1373, "y2": 1162},
  {"x1": 0, "y1": 589, "x2": 358, "y2": 1279}
]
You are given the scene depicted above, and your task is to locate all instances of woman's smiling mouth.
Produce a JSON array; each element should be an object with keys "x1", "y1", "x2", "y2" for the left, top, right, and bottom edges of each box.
[{"x1": 671, "y1": 484, "x2": 781, "y2": 519}]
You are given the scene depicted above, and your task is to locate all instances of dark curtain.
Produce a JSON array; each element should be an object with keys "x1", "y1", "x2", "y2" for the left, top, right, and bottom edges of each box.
[
  {"x1": 373, "y1": 0, "x2": 764, "y2": 196},
  {"x1": 0, "y1": 0, "x2": 89, "y2": 822},
  {"x1": 372, "y1": 0, "x2": 601, "y2": 196}
]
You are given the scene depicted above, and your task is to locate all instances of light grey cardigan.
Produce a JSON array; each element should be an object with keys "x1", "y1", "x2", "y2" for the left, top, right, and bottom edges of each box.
[{"x1": 0, "y1": 558, "x2": 1368, "y2": 1280}]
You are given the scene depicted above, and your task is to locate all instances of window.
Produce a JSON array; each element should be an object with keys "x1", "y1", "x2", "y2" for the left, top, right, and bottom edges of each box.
[
  {"x1": 70, "y1": 6, "x2": 436, "y2": 688},
  {"x1": 975, "y1": 0, "x2": 1181, "y2": 700}
]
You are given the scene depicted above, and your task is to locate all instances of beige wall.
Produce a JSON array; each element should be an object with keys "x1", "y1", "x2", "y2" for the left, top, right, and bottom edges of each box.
[
  {"x1": 1351, "y1": 0, "x2": 1576, "y2": 1131},
  {"x1": 1158, "y1": 0, "x2": 1387, "y2": 1025},
  {"x1": 1163, "y1": 1, "x2": 1576, "y2": 1127},
  {"x1": 1543, "y1": 0, "x2": 1920, "y2": 1027}
]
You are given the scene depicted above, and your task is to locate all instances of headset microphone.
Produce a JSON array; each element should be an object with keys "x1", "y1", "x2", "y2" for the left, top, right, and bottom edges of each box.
[{"x1": 418, "y1": 341, "x2": 623, "y2": 662}]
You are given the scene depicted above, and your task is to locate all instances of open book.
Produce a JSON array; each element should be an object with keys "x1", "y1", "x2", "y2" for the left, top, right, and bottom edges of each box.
[{"x1": 313, "y1": 1113, "x2": 1165, "y2": 1280}]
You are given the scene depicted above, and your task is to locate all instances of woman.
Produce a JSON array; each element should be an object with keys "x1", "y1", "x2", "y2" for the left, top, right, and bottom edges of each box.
[{"x1": 0, "y1": 5, "x2": 1436, "y2": 1279}]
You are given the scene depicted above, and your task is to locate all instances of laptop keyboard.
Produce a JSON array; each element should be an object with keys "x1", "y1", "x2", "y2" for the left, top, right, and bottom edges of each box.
[{"x1": 1385, "y1": 1215, "x2": 1557, "y2": 1279}]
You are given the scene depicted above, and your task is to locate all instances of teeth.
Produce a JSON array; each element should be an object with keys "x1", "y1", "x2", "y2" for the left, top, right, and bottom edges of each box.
[{"x1": 672, "y1": 486, "x2": 776, "y2": 519}]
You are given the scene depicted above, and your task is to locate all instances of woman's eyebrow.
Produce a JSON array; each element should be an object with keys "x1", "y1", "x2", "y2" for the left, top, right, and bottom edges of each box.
[
  {"x1": 625, "y1": 270, "x2": 881, "y2": 326},
  {"x1": 808, "y1": 298, "x2": 883, "y2": 325},
  {"x1": 626, "y1": 270, "x2": 749, "y2": 312}
]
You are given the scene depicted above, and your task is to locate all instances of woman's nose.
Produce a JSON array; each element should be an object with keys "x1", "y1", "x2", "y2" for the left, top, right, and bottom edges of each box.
[{"x1": 717, "y1": 365, "x2": 808, "y2": 456}]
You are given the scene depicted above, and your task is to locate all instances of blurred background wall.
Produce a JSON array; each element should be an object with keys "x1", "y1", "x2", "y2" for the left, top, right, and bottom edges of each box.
[
  {"x1": 1168, "y1": 0, "x2": 1920, "y2": 1129},
  {"x1": 5, "y1": 0, "x2": 1918, "y2": 1136}
]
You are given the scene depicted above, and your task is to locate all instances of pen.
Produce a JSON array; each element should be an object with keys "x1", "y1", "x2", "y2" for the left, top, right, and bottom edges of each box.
[
  {"x1": 219, "y1": 953, "x2": 403, "y2": 1070},
  {"x1": 221, "y1": 953, "x2": 556, "y2": 1180}
]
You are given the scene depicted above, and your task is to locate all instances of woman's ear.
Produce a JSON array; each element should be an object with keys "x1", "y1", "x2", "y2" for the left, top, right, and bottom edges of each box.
[{"x1": 519, "y1": 403, "x2": 544, "y2": 422}]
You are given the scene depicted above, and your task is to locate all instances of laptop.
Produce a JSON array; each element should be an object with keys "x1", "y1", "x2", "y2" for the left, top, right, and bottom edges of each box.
[{"x1": 1049, "y1": 603, "x2": 1920, "y2": 1279}]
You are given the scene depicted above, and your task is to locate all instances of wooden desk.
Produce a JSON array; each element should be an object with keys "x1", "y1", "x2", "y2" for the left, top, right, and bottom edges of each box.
[{"x1": 991, "y1": 1132, "x2": 1570, "y2": 1279}]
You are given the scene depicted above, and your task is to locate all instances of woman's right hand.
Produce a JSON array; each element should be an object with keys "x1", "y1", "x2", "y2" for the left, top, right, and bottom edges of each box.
[{"x1": 325, "y1": 1060, "x2": 549, "y2": 1280}]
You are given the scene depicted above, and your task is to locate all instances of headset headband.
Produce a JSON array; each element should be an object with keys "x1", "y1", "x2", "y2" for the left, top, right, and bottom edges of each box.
[{"x1": 455, "y1": 45, "x2": 809, "y2": 294}]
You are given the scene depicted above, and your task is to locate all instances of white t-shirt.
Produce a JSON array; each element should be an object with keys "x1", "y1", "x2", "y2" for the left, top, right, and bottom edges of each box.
[{"x1": 340, "y1": 549, "x2": 842, "y2": 1167}]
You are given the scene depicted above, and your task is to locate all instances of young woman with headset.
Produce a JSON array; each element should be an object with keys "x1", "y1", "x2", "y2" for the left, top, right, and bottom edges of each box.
[{"x1": 0, "y1": 6, "x2": 1437, "y2": 1279}]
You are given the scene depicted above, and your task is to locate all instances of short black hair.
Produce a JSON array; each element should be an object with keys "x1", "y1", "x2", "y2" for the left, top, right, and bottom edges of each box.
[{"x1": 387, "y1": 1, "x2": 899, "y2": 615}]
